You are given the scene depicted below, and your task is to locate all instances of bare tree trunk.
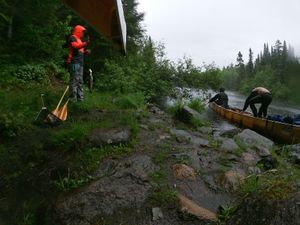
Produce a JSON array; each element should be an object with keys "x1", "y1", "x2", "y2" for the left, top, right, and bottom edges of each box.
[{"x1": 8, "y1": 16, "x2": 13, "y2": 39}]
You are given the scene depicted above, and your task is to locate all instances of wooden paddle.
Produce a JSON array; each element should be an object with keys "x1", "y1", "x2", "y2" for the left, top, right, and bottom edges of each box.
[
  {"x1": 52, "y1": 86, "x2": 69, "y2": 120},
  {"x1": 55, "y1": 99, "x2": 69, "y2": 121}
]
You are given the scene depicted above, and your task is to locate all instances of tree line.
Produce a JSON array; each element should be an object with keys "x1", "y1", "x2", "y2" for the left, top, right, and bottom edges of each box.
[
  {"x1": 222, "y1": 40, "x2": 300, "y2": 103},
  {"x1": 0, "y1": 0, "x2": 222, "y2": 102}
]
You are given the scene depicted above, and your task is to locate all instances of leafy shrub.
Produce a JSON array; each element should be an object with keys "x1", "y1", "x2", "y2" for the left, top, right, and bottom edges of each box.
[
  {"x1": 12, "y1": 64, "x2": 50, "y2": 85},
  {"x1": 2, "y1": 63, "x2": 68, "y2": 86},
  {"x1": 45, "y1": 62, "x2": 69, "y2": 83},
  {"x1": 94, "y1": 38, "x2": 174, "y2": 102}
]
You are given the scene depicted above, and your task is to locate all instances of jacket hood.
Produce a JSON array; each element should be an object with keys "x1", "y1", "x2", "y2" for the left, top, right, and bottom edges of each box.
[{"x1": 73, "y1": 25, "x2": 86, "y2": 38}]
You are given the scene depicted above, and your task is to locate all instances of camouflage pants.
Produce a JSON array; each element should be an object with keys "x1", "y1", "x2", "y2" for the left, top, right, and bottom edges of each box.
[{"x1": 69, "y1": 63, "x2": 84, "y2": 102}]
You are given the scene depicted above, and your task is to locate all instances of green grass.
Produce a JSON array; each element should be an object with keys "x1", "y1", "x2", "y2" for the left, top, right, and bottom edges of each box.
[
  {"x1": 187, "y1": 98, "x2": 205, "y2": 113},
  {"x1": 53, "y1": 174, "x2": 93, "y2": 192},
  {"x1": 149, "y1": 170, "x2": 166, "y2": 185},
  {"x1": 148, "y1": 188, "x2": 178, "y2": 207},
  {"x1": 218, "y1": 204, "x2": 237, "y2": 224},
  {"x1": 72, "y1": 91, "x2": 145, "y2": 112},
  {"x1": 190, "y1": 117, "x2": 208, "y2": 127},
  {"x1": 238, "y1": 170, "x2": 296, "y2": 200},
  {"x1": 168, "y1": 99, "x2": 184, "y2": 117},
  {"x1": 0, "y1": 83, "x2": 145, "y2": 225},
  {"x1": 153, "y1": 151, "x2": 169, "y2": 164},
  {"x1": 239, "y1": 175, "x2": 260, "y2": 196}
]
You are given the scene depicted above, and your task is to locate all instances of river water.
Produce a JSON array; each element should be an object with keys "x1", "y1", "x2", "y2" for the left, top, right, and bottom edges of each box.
[{"x1": 166, "y1": 88, "x2": 300, "y2": 131}]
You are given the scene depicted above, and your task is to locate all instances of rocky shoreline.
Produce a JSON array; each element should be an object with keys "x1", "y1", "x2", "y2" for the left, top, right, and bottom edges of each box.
[{"x1": 44, "y1": 104, "x2": 300, "y2": 225}]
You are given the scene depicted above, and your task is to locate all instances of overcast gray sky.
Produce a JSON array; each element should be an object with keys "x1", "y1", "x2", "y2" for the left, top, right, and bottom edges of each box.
[{"x1": 137, "y1": 0, "x2": 300, "y2": 68}]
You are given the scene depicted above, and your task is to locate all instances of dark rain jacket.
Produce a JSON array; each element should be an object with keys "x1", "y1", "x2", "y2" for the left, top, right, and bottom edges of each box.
[{"x1": 209, "y1": 92, "x2": 229, "y2": 108}]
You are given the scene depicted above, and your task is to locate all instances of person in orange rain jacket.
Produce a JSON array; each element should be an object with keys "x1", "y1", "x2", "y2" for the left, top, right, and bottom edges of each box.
[
  {"x1": 67, "y1": 25, "x2": 90, "y2": 102},
  {"x1": 242, "y1": 87, "x2": 272, "y2": 118}
]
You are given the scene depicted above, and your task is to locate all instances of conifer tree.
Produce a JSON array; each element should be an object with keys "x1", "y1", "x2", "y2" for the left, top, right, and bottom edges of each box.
[
  {"x1": 246, "y1": 48, "x2": 254, "y2": 77},
  {"x1": 236, "y1": 51, "x2": 245, "y2": 85}
]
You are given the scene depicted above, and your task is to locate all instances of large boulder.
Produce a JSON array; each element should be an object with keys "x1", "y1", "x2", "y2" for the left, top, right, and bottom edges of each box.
[
  {"x1": 51, "y1": 155, "x2": 158, "y2": 225},
  {"x1": 177, "y1": 106, "x2": 201, "y2": 124},
  {"x1": 235, "y1": 129, "x2": 274, "y2": 149},
  {"x1": 88, "y1": 127, "x2": 131, "y2": 146}
]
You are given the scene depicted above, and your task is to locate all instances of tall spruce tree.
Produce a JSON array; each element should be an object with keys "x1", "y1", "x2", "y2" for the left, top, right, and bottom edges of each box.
[
  {"x1": 246, "y1": 48, "x2": 254, "y2": 77},
  {"x1": 236, "y1": 51, "x2": 245, "y2": 85}
]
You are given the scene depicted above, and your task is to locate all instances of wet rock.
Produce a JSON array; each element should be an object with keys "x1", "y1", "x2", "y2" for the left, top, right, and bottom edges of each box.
[
  {"x1": 171, "y1": 153, "x2": 189, "y2": 160},
  {"x1": 219, "y1": 128, "x2": 242, "y2": 138},
  {"x1": 287, "y1": 144, "x2": 300, "y2": 164},
  {"x1": 172, "y1": 151, "x2": 201, "y2": 171},
  {"x1": 149, "y1": 105, "x2": 164, "y2": 115},
  {"x1": 202, "y1": 175, "x2": 218, "y2": 191},
  {"x1": 257, "y1": 155, "x2": 279, "y2": 170},
  {"x1": 177, "y1": 194, "x2": 218, "y2": 222},
  {"x1": 213, "y1": 134, "x2": 226, "y2": 143},
  {"x1": 197, "y1": 126, "x2": 213, "y2": 135},
  {"x1": 173, "y1": 164, "x2": 196, "y2": 180},
  {"x1": 177, "y1": 106, "x2": 201, "y2": 124},
  {"x1": 220, "y1": 170, "x2": 245, "y2": 190},
  {"x1": 198, "y1": 152, "x2": 216, "y2": 170},
  {"x1": 227, "y1": 154, "x2": 239, "y2": 162},
  {"x1": 228, "y1": 192, "x2": 300, "y2": 225},
  {"x1": 248, "y1": 166, "x2": 261, "y2": 175},
  {"x1": 256, "y1": 146, "x2": 271, "y2": 157},
  {"x1": 235, "y1": 129, "x2": 274, "y2": 149},
  {"x1": 170, "y1": 128, "x2": 192, "y2": 143},
  {"x1": 152, "y1": 207, "x2": 164, "y2": 221},
  {"x1": 170, "y1": 128, "x2": 209, "y2": 147},
  {"x1": 88, "y1": 127, "x2": 131, "y2": 146},
  {"x1": 139, "y1": 124, "x2": 149, "y2": 130},
  {"x1": 51, "y1": 155, "x2": 158, "y2": 225},
  {"x1": 191, "y1": 136, "x2": 210, "y2": 147},
  {"x1": 220, "y1": 138, "x2": 239, "y2": 153},
  {"x1": 242, "y1": 152, "x2": 259, "y2": 165},
  {"x1": 187, "y1": 150, "x2": 201, "y2": 171},
  {"x1": 93, "y1": 159, "x2": 118, "y2": 179}
]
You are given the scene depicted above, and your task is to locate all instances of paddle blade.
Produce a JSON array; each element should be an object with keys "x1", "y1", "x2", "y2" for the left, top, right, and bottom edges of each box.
[{"x1": 51, "y1": 100, "x2": 69, "y2": 121}]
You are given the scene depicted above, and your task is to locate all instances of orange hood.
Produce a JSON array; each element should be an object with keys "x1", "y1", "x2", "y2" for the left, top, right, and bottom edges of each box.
[{"x1": 72, "y1": 25, "x2": 86, "y2": 39}]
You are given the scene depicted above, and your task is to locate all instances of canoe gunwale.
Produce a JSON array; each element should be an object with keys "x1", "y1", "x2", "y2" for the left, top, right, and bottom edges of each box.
[{"x1": 209, "y1": 102, "x2": 300, "y2": 144}]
